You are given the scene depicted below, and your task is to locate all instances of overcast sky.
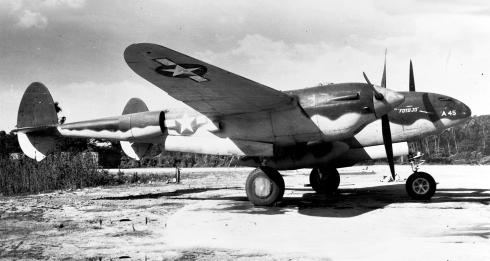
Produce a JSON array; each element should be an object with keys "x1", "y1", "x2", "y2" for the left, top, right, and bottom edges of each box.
[{"x1": 1, "y1": 0, "x2": 490, "y2": 131}]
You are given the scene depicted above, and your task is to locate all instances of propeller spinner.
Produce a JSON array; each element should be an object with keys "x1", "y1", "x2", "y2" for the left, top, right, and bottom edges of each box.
[{"x1": 363, "y1": 73, "x2": 404, "y2": 118}]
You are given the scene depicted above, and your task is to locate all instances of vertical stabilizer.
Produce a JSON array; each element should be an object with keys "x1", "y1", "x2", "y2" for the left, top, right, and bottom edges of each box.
[
  {"x1": 17, "y1": 82, "x2": 58, "y2": 128},
  {"x1": 120, "y1": 98, "x2": 153, "y2": 160},
  {"x1": 122, "y1": 98, "x2": 149, "y2": 115},
  {"x1": 16, "y1": 82, "x2": 59, "y2": 161}
]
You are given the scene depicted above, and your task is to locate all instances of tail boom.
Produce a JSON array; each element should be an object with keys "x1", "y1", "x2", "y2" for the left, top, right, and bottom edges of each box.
[{"x1": 57, "y1": 111, "x2": 165, "y2": 142}]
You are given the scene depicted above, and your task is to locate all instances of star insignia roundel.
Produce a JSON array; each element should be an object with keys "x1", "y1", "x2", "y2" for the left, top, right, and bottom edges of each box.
[
  {"x1": 174, "y1": 115, "x2": 196, "y2": 135},
  {"x1": 154, "y1": 58, "x2": 208, "y2": 82}
]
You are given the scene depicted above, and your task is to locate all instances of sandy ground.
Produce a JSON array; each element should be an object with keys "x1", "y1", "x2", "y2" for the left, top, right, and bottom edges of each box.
[{"x1": 1, "y1": 165, "x2": 489, "y2": 260}]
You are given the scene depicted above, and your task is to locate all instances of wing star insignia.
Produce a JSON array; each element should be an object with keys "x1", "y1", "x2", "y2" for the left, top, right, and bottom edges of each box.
[{"x1": 154, "y1": 58, "x2": 208, "y2": 82}]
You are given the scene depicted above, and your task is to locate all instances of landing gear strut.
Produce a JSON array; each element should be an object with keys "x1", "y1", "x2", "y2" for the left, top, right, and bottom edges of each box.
[
  {"x1": 245, "y1": 167, "x2": 285, "y2": 206},
  {"x1": 309, "y1": 167, "x2": 340, "y2": 194},
  {"x1": 405, "y1": 152, "x2": 436, "y2": 200}
]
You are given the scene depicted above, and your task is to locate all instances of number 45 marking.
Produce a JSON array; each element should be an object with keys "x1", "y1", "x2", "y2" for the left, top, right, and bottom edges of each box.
[{"x1": 441, "y1": 110, "x2": 457, "y2": 116}]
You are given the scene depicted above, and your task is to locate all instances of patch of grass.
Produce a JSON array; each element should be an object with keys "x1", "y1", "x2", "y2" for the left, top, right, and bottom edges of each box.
[{"x1": 0, "y1": 154, "x2": 126, "y2": 196}]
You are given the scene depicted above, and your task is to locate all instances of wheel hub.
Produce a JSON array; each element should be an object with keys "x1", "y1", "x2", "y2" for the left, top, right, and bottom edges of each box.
[
  {"x1": 254, "y1": 176, "x2": 272, "y2": 198},
  {"x1": 412, "y1": 177, "x2": 430, "y2": 194},
  {"x1": 318, "y1": 171, "x2": 327, "y2": 182}
]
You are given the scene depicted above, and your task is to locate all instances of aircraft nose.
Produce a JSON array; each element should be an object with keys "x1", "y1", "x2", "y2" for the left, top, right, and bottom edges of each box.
[
  {"x1": 372, "y1": 86, "x2": 405, "y2": 117},
  {"x1": 442, "y1": 98, "x2": 472, "y2": 127},
  {"x1": 448, "y1": 96, "x2": 472, "y2": 120},
  {"x1": 461, "y1": 102, "x2": 472, "y2": 118}
]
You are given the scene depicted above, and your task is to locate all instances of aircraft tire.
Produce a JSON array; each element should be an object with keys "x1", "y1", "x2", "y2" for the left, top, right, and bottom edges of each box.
[
  {"x1": 310, "y1": 167, "x2": 340, "y2": 194},
  {"x1": 406, "y1": 172, "x2": 436, "y2": 200},
  {"x1": 245, "y1": 167, "x2": 285, "y2": 206}
]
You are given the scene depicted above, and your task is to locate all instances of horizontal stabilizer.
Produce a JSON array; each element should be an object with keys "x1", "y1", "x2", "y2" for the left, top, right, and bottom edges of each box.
[{"x1": 13, "y1": 125, "x2": 58, "y2": 134}]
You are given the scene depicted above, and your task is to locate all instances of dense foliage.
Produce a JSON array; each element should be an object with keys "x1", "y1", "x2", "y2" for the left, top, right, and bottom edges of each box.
[{"x1": 408, "y1": 115, "x2": 490, "y2": 164}]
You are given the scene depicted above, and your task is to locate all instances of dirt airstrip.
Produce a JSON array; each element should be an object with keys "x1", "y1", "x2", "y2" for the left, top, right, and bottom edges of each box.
[{"x1": 1, "y1": 165, "x2": 489, "y2": 260}]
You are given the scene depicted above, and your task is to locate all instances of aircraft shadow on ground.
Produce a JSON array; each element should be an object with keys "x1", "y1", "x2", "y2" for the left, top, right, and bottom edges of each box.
[
  {"x1": 175, "y1": 184, "x2": 490, "y2": 218},
  {"x1": 95, "y1": 187, "x2": 241, "y2": 200},
  {"x1": 94, "y1": 185, "x2": 490, "y2": 218}
]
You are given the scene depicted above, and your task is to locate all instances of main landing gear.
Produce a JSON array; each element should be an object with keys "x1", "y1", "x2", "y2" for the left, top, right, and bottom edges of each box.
[
  {"x1": 245, "y1": 166, "x2": 341, "y2": 206},
  {"x1": 245, "y1": 167, "x2": 285, "y2": 206},
  {"x1": 244, "y1": 166, "x2": 342, "y2": 206},
  {"x1": 309, "y1": 167, "x2": 340, "y2": 194}
]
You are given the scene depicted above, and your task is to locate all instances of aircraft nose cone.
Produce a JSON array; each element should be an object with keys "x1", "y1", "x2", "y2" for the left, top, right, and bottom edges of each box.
[
  {"x1": 451, "y1": 97, "x2": 472, "y2": 120},
  {"x1": 372, "y1": 86, "x2": 405, "y2": 117},
  {"x1": 462, "y1": 102, "x2": 472, "y2": 118}
]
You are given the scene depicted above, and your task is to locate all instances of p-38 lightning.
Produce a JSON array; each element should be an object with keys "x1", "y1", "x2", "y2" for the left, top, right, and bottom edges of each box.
[{"x1": 14, "y1": 43, "x2": 471, "y2": 206}]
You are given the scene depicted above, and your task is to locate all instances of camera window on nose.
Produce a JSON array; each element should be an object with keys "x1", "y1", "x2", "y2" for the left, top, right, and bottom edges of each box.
[{"x1": 438, "y1": 97, "x2": 453, "y2": 102}]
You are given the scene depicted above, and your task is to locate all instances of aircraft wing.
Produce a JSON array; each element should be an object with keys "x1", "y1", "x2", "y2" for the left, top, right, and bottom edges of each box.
[{"x1": 124, "y1": 43, "x2": 294, "y2": 116}]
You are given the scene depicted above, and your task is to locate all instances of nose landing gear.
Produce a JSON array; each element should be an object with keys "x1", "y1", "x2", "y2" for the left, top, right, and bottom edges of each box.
[
  {"x1": 405, "y1": 152, "x2": 436, "y2": 200},
  {"x1": 405, "y1": 171, "x2": 436, "y2": 200}
]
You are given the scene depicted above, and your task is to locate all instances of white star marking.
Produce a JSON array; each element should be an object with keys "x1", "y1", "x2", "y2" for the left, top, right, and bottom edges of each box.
[
  {"x1": 155, "y1": 58, "x2": 208, "y2": 82},
  {"x1": 177, "y1": 114, "x2": 195, "y2": 134},
  {"x1": 164, "y1": 65, "x2": 200, "y2": 77}
]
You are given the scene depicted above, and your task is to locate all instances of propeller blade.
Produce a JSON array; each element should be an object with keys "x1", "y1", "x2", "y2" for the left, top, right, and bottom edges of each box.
[
  {"x1": 381, "y1": 115, "x2": 396, "y2": 180},
  {"x1": 381, "y1": 49, "x2": 387, "y2": 88},
  {"x1": 363, "y1": 72, "x2": 384, "y2": 100},
  {"x1": 379, "y1": 51, "x2": 395, "y2": 180},
  {"x1": 409, "y1": 60, "x2": 415, "y2": 92}
]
